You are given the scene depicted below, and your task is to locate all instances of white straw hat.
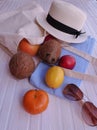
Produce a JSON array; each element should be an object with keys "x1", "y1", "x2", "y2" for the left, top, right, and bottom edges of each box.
[{"x1": 36, "y1": 0, "x2": 87, "y2": 43}]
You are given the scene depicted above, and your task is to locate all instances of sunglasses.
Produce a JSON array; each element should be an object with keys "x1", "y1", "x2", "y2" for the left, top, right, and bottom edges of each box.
[{"x1": 63, "y1": 84, "x2": 97, "y2": 126}]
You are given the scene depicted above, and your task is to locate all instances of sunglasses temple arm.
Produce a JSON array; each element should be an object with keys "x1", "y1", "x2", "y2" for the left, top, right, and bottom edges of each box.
[
  {"x1": 64, "y1": 68, "x2": 97, "y2": 82},
  {"x1": 61, "y1": 44, "x2": 97, "y2": 65}
]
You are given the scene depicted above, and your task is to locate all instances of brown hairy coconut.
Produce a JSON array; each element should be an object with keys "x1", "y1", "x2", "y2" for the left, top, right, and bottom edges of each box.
[
  {"x1": 38, "y1": 39, "x2": 61, "y2": 64},
  {"x1": 9, "y1": 51, "x2": 35, "y2": 79}
]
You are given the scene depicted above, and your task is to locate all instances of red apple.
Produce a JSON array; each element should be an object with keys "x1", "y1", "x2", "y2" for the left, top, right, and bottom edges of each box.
[
  {"x1": 58, "y1": 55, "x2": 76, "y2": 70},
  {"x1": 44, "y1": 34, "x2": 55, "y2": 42}
]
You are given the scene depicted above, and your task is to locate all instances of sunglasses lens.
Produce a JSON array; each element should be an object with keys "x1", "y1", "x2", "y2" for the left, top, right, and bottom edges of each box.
[
  {"x1": 63, "y1": 84, "x2": 83, "y2": 101},
  {"x1": 82, "y1": 101, "x2": 97, "y2": 126}
]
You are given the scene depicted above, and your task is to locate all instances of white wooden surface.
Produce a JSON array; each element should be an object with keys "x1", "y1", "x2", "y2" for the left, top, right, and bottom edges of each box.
[{"x1": 0, "y1": 0, "x2": 97, "y2": 130}]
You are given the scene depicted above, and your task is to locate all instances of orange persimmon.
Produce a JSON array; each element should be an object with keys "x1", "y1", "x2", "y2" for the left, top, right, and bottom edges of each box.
[
  {"x1": 23, "y1": 89, "x2": 49, "y2": 114},
  {"x1": 18, "y1": 38, "x2": 40, "y2": 56}
]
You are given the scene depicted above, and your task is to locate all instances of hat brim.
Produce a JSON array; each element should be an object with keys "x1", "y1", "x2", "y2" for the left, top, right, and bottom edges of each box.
[{"x1": 36, "y1": 13, "x2": 87, "y2": 43}]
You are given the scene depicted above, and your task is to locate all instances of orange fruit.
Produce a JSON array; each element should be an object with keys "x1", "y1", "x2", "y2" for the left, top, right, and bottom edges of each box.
[{"x1": 23, "y1": 89, "x2": 49, "y2": 114}]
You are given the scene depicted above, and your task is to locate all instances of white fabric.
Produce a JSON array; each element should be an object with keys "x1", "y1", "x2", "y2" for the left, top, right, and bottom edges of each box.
[{"x1": 0, "y1": 1, "x2": 45, "y2": 54}]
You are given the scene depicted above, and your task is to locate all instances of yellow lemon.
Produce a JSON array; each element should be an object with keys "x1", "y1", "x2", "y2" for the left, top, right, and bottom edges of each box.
[{"x1": 45, "y1": 66, "x2": 64, "y2": 88}]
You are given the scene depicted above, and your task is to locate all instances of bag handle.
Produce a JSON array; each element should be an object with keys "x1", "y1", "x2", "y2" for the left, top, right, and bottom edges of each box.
[
  {"x1": 61, "y1": 43, "x2": 97, "y2": 65},
  {"x1": 0, "y1": 42, "x2": 13, "y2": 57},
  {"x1": 63, "y1": 67, "x2": 97, "y2": 82}
]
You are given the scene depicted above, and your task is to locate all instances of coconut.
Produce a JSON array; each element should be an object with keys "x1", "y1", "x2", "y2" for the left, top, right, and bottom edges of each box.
[
  {"x1": 9, "y1": 51, "x2": 35, "y2": 79},
  {"x1": 38, "y1": 39, "x2": 61, "y2": 64}
]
